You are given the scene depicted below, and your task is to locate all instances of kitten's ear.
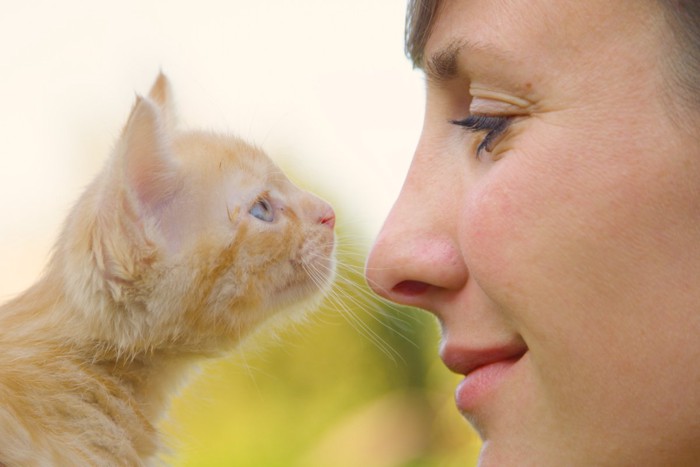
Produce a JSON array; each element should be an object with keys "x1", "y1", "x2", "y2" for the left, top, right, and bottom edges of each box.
[
  {"x1": 120, "y1": 95, "x2": 180, "y2": 214},
  {"x1": 146, "y1": 72, "x2": 177, "y2": 132}
]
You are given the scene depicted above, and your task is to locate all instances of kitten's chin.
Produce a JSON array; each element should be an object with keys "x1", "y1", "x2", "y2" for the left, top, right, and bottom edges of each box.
[
  {"x1": 270, "y1": 254, "x2": 336, "y2": 312},
  {"x1": 279, "y1": 271, "x2": 335, "y2": 310}
]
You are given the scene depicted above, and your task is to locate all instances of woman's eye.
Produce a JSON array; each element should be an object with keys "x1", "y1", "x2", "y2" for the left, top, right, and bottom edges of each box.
[
  {"x1": 451, "y1": 114, "x2": 512, "y2": 158},
  {"x1": 249, "y1": 198, "x2": 274, "y2": 222}
]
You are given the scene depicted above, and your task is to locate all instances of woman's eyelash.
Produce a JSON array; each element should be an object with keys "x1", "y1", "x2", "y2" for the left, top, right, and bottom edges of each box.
[{"x1": 451, "y1": 114, "x2": 512, "y2": 155}]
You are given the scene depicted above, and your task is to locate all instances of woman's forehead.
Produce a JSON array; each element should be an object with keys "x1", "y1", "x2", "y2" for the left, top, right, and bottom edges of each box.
[{"x1": 422, "y1": 1, "x2": 662, "y2": 82}]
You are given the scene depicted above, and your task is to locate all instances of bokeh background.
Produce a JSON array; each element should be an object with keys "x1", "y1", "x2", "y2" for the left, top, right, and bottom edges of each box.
[{"x1": 0, "y1": 1, "x2": 482, "y2": 465}]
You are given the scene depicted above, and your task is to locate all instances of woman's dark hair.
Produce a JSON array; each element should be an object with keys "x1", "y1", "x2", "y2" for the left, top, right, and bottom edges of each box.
[
  {"x1": 661, "y1": 0, "x2": 700, "y2": 107},
  {"x1": 405, "y1": 0, "x2": 700, "y2": 110},
  {"x1": 404, "y1": 0, "x2": 440, "y2": 68}
]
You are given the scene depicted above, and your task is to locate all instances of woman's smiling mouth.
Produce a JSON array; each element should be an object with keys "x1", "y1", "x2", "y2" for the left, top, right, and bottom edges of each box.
[{"x1": 440, "y1": 342, "x2": 528, "y2": 415}]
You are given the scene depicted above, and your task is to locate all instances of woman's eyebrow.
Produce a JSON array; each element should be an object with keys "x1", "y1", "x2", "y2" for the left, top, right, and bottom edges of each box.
[
  {"x1": 424, "y1": 39, "x2": 514, "y2": 83},
  {"x1": 425, "y1": 39, "x2": 466, "y2": 82}
]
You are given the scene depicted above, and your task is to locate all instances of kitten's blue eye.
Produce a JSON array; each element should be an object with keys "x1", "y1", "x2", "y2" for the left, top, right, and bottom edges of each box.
[{"x1": 249, "y1": 198, "x2": 274, "y2": 222}]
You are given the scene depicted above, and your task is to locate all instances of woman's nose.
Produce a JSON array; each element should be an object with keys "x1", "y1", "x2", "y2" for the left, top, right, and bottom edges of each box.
[{"x1": 365, "y1": 156, "x2": 468, "y2": 310}]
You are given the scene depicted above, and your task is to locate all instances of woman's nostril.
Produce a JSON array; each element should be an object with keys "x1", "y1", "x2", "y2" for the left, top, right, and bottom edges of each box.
[{"x1": 392, "y1": 280, "x2": 430, "y2": 296}]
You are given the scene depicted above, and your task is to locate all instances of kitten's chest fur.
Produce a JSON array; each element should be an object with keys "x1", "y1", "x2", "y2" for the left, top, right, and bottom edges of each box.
[
  {"x1": 0, "y1": 74, "x2": 335, "y2": 465},
  {"x1": 1, "y1": 339, "x2": 161, "y2": 464},
  {"x1": 0, "y1": 282, "x2": 201, "y2": 465}
]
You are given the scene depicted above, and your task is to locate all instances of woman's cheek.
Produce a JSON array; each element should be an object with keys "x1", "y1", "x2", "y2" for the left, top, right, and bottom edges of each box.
[{"x1": 460, "y1": 163, "x2": 551, "y2": 299}]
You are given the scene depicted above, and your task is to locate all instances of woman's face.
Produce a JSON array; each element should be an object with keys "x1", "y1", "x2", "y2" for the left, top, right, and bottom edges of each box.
[{"x1": 366, "y1": 0, "x2": 700, "y2": 464}]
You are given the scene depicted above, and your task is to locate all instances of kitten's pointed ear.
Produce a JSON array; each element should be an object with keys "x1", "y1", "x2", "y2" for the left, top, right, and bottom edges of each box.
[
  {"x1": 120, "y1": 96, "x2": 180, "y2": 214},
  {"x1": 146, "y1": 72, "x2": 177, "y2": 132}
]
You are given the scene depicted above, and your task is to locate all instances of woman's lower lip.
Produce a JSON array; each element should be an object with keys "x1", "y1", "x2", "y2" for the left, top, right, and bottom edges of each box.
[{"x1": 455, "y1": 356, "x2": 523, "y2": 414}]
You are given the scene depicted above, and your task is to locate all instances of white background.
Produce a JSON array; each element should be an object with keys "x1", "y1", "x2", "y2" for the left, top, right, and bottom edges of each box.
[{"x1": 0, "y1": 1, "x2": 425, "y2": 299}]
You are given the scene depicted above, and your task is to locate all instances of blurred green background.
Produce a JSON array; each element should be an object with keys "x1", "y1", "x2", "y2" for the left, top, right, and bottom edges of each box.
[{"x1": 160, "y1": 212, "x2": 482, "y2": 466}]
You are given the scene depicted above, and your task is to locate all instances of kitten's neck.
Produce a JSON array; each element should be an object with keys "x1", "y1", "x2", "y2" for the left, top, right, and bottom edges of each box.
[
  {"x1": 93, "y1": 350, "x2": 197, "y2": 423},
  {"x1": 2, "y1": 274, "x2": 197, "y2": 425}
]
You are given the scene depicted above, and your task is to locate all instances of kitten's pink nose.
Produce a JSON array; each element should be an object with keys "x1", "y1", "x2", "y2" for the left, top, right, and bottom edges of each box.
[{"x1": 318, "y1": 207, "x2": 335, "y2": 229}]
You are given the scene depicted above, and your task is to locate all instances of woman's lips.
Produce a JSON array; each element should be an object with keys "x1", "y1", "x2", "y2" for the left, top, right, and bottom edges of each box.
[
  {"x1": 440, "y1": 343, "x2": 528, "y2": 414},
  {"x1": 454, "y1": 355, "x2": 525, "y2": 413}
]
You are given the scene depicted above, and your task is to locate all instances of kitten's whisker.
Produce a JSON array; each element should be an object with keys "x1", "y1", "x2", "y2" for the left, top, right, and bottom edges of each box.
[
  {"x1": 323, "y1": 293, "x2": 403, "y2": 364},
  {"x1": 303, "y1": 260, "x2": 399, "y2": 354},
  {"x1": 332, "y1": 274, "x2": 420, "y2": 343},
  {"x1": 234, "y1": 328, "x2": 262, "y2": 398},
  {"x1": 329, "y1": 259, "x2": 426, "y2": 330},
  {"x1": 318, "y1": 276, "x2": 417, "y2": 362}
]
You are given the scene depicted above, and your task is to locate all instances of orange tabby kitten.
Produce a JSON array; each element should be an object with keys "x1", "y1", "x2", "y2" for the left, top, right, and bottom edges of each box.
[{"x1": 0, "y1": 74, "x2": 336, "y2": 466}]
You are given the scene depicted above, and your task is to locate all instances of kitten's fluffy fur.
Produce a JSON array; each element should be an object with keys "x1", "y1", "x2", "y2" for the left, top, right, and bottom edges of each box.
[{"x1": 0, "y1": 74, "x2": 336, "y2": 465}]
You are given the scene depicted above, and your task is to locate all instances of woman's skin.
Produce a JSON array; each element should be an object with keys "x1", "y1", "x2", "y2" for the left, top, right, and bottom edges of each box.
[{"x1": 366, "y1": 1, "x2": 700, "y2": 465}]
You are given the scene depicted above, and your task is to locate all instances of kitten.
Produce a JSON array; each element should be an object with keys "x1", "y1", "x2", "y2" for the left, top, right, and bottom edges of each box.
[{"x1": 0, "y1": 74, "x2": 336, "y2": 466}]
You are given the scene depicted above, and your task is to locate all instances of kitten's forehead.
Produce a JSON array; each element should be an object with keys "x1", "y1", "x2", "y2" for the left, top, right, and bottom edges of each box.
[{"x1": 173, "y1": 131, "x2": 278, "y2": 179}]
